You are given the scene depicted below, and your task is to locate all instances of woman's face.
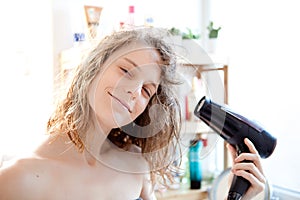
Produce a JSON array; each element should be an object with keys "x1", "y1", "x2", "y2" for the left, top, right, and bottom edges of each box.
[{"x1": 89, "y1": 43, "x2": 162, "y2": 132}]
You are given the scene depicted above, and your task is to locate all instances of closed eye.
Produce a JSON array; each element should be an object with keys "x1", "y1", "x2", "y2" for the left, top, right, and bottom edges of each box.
[
  {"x1": 142, "y1": 87, "x2": 151, "y2": 97},
  {"x1": 120, "y1": 67, "x2": 132, "y2": 77}
]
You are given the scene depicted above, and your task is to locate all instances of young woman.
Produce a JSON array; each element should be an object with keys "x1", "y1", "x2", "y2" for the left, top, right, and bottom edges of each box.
[{"x1": 0, "y1": 28, "x2": 266, "y2": 200}]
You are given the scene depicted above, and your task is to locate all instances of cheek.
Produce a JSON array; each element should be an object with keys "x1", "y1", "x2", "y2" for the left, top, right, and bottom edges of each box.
[
  {"x1": 88, "y1": 78, "x2": 100, "y2": 112},
  {"x1": 94, "y1": 80, "x2": 111, "y2": 112},
  {"x1": 133, "y1": 98, "x2": 149, "y2": 117},
  {"x1": 89, "y1": 76, "x2": 112, "y2": 115}
]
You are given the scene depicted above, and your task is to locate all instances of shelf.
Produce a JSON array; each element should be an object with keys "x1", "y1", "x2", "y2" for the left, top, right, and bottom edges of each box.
[
  {"x1": 156, "y1": 185, "x2": 208, "y2": 200},
  {"x1": 178, "y1": 54, "x2": 229, "y2": 66}
]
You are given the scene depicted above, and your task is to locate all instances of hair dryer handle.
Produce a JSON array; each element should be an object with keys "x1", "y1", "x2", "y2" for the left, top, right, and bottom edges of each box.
[
  {"x1": 228, "y1": 176, "x2": 251, "y2": 200},
  {"x1": 228, "y1": 144, "x2": 251, "y2": 200}
]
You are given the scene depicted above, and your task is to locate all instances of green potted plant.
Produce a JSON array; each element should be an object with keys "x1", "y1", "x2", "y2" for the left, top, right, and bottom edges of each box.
[
  {"x1": 206, "y1": 21, "x2": 221, "y2": 53},
  {"x1": 181, "y1": 28, "x2": 204, "y2": 63},
  {"x1": 169, "y1": 27, "x2": 181, "y2": 36},
  {"x1": 182, "y1": 28, "x2": 200, "y2": 40},
  {"x1": 207, "y1": 21, "x2": 221, "y2": 39}
]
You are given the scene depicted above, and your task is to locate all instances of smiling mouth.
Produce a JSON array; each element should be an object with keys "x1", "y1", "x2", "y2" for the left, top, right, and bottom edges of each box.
[{"x1": 108, "y1": 92, "x2": 132, "y2": 113}]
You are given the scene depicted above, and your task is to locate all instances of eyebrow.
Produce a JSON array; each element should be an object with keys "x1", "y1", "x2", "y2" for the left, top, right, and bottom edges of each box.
[
  {"x1": 123, "y1": 57, "x2": 159, "y2": 91},
  {"x1": 123, "y1": 57, "x2": 139, "y2": 70}
]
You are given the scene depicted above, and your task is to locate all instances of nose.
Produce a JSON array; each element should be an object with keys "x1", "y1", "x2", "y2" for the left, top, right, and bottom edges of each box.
[{"x1": 127, "y1": 84, "x2": 142, "y2": 100}]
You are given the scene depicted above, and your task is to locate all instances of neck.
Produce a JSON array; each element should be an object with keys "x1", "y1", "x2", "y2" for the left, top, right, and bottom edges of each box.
[{"x1": 36, "y1": 118, "x2": 115, "y2": 167}]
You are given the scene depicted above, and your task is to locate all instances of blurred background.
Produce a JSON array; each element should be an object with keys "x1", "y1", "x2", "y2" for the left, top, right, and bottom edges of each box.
[{"x1": 0, "y1": 0, "x2": 299, "y2": 198}]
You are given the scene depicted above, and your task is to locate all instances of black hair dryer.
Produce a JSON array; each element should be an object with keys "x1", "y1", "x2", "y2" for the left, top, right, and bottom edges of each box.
[{"x1": 194, "y1": 96, "x2": 277, "y2": 200}]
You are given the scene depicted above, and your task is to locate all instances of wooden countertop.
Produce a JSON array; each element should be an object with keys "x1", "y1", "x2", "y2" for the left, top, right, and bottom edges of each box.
[{"x1": 155, "y1": 185, "x2": 209, "y2": 200}]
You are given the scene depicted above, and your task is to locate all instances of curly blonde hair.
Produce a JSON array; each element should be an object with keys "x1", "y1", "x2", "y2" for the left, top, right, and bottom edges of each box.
[{"x1": 48, "y1": 28, "x2": 182, "y2": 186}]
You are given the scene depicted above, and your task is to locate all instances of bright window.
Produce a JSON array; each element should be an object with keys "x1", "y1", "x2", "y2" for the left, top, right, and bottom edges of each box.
[
  {"x1": 0, "y1": 0, "x2": 53, "y2": 158},
  {"x1": 210, "y1": 0, "x2": 300, "y2": 192}
]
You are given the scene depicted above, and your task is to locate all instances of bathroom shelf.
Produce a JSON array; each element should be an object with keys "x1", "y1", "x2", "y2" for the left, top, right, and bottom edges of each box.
[{"x1": 181, "y1": 120, "x2": 214, "y2": 134}]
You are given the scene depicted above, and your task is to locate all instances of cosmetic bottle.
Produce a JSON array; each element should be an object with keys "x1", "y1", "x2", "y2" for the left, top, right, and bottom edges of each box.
[
  {"x1": 127, "y1": 5, "x2": 135, "y2": 28},
  {"x1": 73, "y1": 33, "x2": 85, "y2": 46},
  {"x1": 189, "y1": 139, "x2": 203, "y2": 189}
]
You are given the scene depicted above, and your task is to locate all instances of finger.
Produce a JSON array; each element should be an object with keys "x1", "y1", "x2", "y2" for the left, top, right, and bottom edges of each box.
[
  {"x1": 234, "y1": 139, "x2": 260, "y2": 164},
  {"x1": 234, "y1": 156, "x2": 264, "y2": 178},
  {"x1": 226, "y1": 143, "x2": 237, "y2": 162},
  {"x1": 234, "y1": 168, "x2": 266, "y2": 189},
  {"x1": 243, "y1": 138, "x2": 264, "y2": 174},
  {"x1": 244, "y1": 138, "x2": 259, "y2": 155},
  {"x1": 234, "y1": 169, "x2": 266, "y2": 196},
  {"x1": 234, "y1": 151, "x2": 260, "y2": 164},
  {"x1": 231, "y1": 162, "x2": 266, "y2": 183}
]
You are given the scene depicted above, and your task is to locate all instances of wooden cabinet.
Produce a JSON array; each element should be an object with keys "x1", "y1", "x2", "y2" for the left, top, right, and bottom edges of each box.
[
  {"x1": 179, "y1": 61, "x2": 229, "y2": 169},
  {"x1": 155, "y1": 60, "x2": 229, "y2": 200}
]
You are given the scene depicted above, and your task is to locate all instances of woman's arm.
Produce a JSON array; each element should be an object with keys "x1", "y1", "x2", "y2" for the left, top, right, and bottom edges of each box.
[{"x1": 227, "y1": 138, "x2": 266, "y2": 200}]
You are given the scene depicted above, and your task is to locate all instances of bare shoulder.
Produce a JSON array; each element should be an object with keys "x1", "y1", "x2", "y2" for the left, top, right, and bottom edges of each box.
[
  {"x1": 140, "y1": 173, "x2": 157, "y2": 200},
  {"x1": 0, "y1": 157, "x2": 53, "y2": 199}
]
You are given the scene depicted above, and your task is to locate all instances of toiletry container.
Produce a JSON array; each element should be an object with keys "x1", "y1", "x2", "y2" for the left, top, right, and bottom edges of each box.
[{"x1": 189, "y1": 139, "x2": 203, "y2": 189}]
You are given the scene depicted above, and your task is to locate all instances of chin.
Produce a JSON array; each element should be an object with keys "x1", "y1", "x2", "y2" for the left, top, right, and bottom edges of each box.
[{"x1": 111, "y1": 112, "x2": 134, "y2": 129}]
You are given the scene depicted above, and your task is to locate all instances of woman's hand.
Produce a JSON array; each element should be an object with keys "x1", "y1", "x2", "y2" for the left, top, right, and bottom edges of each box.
[{"x1": 227, "y1": 138, "x2": 266, "y2": 200}]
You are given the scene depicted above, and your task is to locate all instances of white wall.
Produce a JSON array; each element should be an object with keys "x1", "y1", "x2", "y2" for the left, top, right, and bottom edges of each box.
[
  {"x1": 211, "y1": 0, "x2": 300, "y2": 192},
  {"x1": 0, "y1": 0, "x2": 54, "y2": 155},
  {"x1": 52, "y1": 0, "x2": 203, "y2": 80}
]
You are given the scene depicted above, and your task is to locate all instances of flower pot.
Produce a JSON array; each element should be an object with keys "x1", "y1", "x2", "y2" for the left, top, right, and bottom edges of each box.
[
  {"x1": 205, "y1": 38, "x2": 218, "y2": 54},
  {"x1": 181, "y1": 39, "x2": 206, "y2": 63}
]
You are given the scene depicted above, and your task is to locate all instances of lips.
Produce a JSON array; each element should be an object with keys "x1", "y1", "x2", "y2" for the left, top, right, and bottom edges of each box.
[{"x1": 108, "y1": 92, "x2": 132, "y2": 113}]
